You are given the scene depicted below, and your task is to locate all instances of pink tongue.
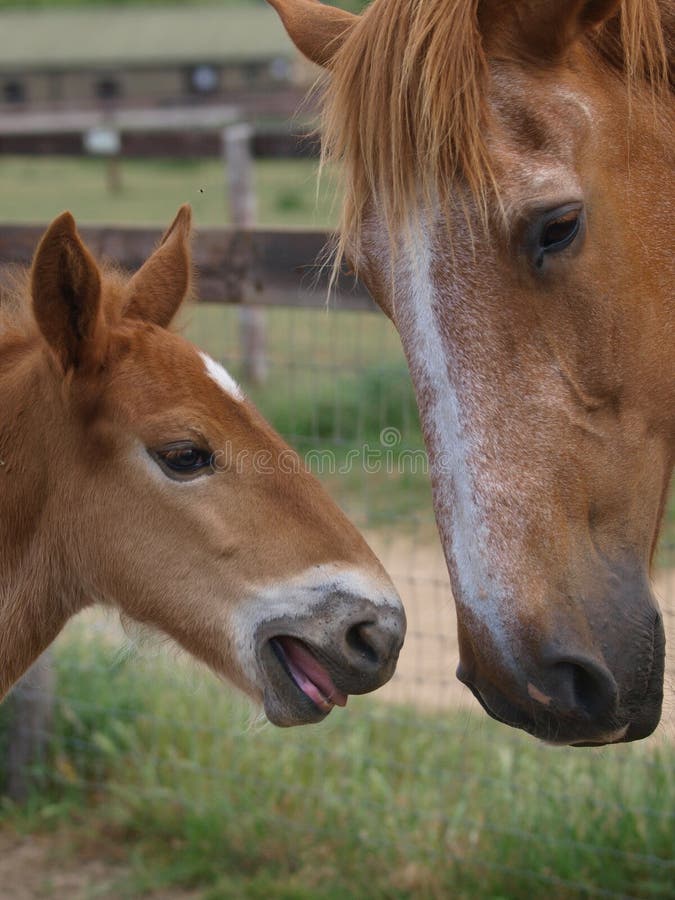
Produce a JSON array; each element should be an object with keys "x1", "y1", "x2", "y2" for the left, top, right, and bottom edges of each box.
[{"x1": 277, "y1": 637, "x2": 348, "y2": 709}]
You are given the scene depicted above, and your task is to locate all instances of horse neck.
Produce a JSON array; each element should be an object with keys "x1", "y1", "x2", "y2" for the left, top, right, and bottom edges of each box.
[{"x1": 0, "y1": 340, "x2": 82, "y2": 699}]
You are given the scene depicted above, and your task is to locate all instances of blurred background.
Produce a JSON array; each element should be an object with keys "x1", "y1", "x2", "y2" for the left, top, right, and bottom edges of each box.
[{"x1": 0, "y1": 2, "x2": 673, "y2": 898}]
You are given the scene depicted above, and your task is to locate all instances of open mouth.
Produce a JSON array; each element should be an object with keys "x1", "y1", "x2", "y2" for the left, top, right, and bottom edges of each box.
[{"x1": 271, "y1": 637, "x2": 348, "y2": 715}]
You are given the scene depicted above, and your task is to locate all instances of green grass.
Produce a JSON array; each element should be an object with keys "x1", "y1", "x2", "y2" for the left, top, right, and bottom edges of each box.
[
  {"x1": 2, "y1": 630, "x2": 674, "y2": 900},
  {"x1": 0, "y1": 156, "x2": 336, "y2": 230}
]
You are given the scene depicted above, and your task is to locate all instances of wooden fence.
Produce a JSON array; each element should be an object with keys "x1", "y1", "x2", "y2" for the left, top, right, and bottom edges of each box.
[
  {"x1": 0, "y1": 222, "x2": 374, "y2": 312},
  {"x1": 0, "y1": 104, "x2": 319, "y2": 160}
]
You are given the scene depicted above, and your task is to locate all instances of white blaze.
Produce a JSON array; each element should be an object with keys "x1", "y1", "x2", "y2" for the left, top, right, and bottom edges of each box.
[
  {"x1": 200, "y1": 352, "x2": 243, "y2": 402},
  {"x1": 394, "y1": 222, "x2": 513, "y2": 656}
]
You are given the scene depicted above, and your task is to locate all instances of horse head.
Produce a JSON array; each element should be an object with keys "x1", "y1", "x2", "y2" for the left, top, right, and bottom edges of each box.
[
  {"x1": 270, "y1": 0, "x2": 673, "y2": 743},
  {"x1": 0, "y1": 206, "x2": 406, "y2": 725}
]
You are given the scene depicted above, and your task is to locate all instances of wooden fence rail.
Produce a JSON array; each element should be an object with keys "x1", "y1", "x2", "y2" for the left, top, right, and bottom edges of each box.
[
  {"x1": 0, "y1": 223, "x2": 376, "y2": 312},
  {"x1": 0, "y1": 126, "x2": 318, "y2": 160}
]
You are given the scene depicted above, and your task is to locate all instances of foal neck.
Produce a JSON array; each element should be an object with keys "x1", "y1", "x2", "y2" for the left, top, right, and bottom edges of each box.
[
  {"x1": 0, "y1": 342, "x2": 82, "y2": 699},
  {"x1": 0, "y1": 558, "x2": 72, "y2": 701}
]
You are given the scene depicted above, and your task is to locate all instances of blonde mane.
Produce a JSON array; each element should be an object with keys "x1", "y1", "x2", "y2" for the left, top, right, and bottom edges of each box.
[{"x1": 320, "y1": 0, "x2": 671, "y2": 270}]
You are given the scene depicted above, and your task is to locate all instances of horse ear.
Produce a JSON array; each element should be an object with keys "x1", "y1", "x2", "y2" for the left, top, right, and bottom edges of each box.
[
  {"x1": 266, "y1": 0, "x2": 358, "y2": 68},
  {"x1": 31, "y1": 211, "x2": 102, "y2": 371},
  {"x1": 126, "y1": 204, "x2": 192, "y2": 328},
  {"x1": 484, "y1": 0, "x2": 621, "y2": 61}
]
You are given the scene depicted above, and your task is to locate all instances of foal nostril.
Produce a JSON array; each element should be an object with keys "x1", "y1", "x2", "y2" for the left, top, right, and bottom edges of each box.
[
  {"x1": 346, "y1": 621, "x2": 379, "y2": 664},
  {"x1": 547, "y1": 656, "x2": 618, "y2": 719},
  {"x1": 345, "y1": 616, "x2": 404, "y2": 668}
]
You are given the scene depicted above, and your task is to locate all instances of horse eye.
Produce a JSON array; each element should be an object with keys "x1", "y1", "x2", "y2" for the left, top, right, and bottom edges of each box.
[
  {"x1": 541, "y1": 211, "x2": 580, "y2": 249},
  {"x1": 529, "y1": 203, "x2": 584, "y2": 268},
  {"x1": 150, "y1": 442, "x2": 214, "y2": 481}
]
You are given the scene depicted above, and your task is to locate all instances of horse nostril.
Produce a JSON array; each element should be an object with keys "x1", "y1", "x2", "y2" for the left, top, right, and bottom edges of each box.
[
  {"x1": 345, "y1": 617, "x2": 403, "y2": 668},
  {"x1": 547, "y1": 657, "x2": 618, "y2": 719},
  {"x1": 345, "y1": 621, "x2": 381, "y2": 665}
]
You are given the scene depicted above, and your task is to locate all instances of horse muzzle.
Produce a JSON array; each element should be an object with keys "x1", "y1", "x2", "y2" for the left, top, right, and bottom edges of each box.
[
  {"x1": 255, "y1": 592, "x2": 406, "y2": 726},
  {"x1": 457, "y1": 608, "x2": 665, "y2": 746}
]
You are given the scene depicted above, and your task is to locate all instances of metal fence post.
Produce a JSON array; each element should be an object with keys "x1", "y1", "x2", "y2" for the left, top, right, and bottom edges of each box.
[
  {"x1": 223, "y1": 122, "x2": 268, "y2": 386},
  {"x1": 4, "y1": 650, "x2": 55, "y2": 802}
]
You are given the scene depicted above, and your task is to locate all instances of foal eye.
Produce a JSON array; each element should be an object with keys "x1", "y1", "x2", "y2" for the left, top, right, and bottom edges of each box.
[
  {"x1": 150, "y1": 442, "x2": 214, "y2": 481},
  {"x1": 529, "y1": 203, "x2": 584, "y2": 269}
]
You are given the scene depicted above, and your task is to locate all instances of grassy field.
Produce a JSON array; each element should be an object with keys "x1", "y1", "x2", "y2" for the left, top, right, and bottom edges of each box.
[
  {"x1": 0, "y1": 156, "x2": 337, "y2": 230},
  {"x1": 1, "y1": 629, "x2": 674, "y2": 900}
]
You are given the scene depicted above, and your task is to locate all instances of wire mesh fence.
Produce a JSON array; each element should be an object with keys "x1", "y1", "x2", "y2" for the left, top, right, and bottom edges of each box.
[{"x1": 2, "y1": 300, "x2": 674, "y2": 899}]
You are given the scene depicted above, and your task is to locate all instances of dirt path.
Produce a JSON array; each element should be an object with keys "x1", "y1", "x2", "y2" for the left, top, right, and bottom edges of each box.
[
  {"x1": 0, "y1": 831, "x2": 123, "y2": 900},
  {"x1": 0, "y1": 830, "x2": 203, "y2": 900}
]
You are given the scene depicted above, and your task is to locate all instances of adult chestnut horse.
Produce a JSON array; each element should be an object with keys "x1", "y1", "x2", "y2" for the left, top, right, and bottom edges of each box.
[
  {"x1": 269, "y1": 0, "x2": 674, "y2": 744},
  {"x1": 0, "y1": 206, "x2": 405, "y2": 726}
]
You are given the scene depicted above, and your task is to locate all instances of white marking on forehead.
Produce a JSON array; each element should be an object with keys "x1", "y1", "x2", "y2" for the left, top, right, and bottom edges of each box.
[
  {"x1": 200, "y1": 352, "x2": 243, "y2": 402},
  {"x1": 229, "y1": 563, "x2": 404, "y2": 689},
  {"x1": 393, "y1": 218, "x2": 514, "y2": 659}
]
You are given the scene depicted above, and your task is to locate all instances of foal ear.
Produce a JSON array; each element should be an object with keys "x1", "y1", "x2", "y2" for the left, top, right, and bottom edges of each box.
[
  {"x1": 484, "y1": 0, "x2": 621, "y2": 62},
  {"x1": 31, "y1": 211, "x2": 102, "y2": 371},
  {"x1": 266, "y1": 0, "x2": 358, "y2": 68},
  {"x1": 126, "y1": 204, "x2": 192, "y2": 328}
]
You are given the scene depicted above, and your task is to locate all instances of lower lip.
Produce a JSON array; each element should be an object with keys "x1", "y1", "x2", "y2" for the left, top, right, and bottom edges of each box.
[
  {"x1": 271, "y1": 638, "x2": 348, "y2": 714},
  {"x1": 569, "y1": 725, "x2": 630, "y2": 747}
]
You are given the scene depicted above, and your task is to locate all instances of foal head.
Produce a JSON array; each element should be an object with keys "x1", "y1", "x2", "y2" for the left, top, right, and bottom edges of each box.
[
  {"x1": 0, "y1": 207, "x2": 405, "y2": 724},
  {"x1": 271, "y1": 0, "x2": 673, "y2": 743}
]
